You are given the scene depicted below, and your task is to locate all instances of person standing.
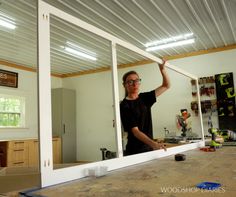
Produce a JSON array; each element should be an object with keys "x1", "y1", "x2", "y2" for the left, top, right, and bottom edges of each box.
[{"x1": 120, "y1": 60, "x2": 170, "y2": 155}]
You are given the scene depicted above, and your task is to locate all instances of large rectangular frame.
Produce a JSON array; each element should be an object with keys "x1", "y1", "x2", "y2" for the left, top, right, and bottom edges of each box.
[{"x1": 38, "y1": 0, "x2": 205, "y2": 187}]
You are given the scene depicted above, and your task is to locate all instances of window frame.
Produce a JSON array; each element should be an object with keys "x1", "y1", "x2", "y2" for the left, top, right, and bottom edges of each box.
[
  {"x1": 0, "y1": 93, "x2": 26, "y2": 128},
  {"x1": 38, "y1": 0, "x2": 204, "y2": 188}
]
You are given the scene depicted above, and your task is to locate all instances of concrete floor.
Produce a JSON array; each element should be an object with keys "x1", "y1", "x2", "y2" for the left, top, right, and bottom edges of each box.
[
  {"x1": 23, "y1": 146, "x2": 236, "y2": 197},
  {"x1": 0, "y1": 163, "x2": 86, "y2": 195},
  {"x1": 0, "y1": 167, "x2": 40, "y2": 195}
]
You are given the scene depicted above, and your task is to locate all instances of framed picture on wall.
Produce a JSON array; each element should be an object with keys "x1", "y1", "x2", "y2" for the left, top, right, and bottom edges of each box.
[{"x1": 0, "y1": 69, "x2": 18, "y2": 88}]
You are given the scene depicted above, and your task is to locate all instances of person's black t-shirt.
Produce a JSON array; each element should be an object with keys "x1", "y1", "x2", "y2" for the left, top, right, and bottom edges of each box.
[{"x1": 120, "y1": 90, "x2": 156, "y2": 155}]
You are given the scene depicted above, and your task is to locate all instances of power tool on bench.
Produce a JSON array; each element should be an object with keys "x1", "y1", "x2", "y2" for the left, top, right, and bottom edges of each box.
[
  {"x1": 208, "y1": 128, "x2": 223, "y2": 148},
  {"x1": 207, "y1": 113, "x2": 223, "y2": 148},
  {"x1": 176, "y1": 109, "x2": 191, "y2": 138}
]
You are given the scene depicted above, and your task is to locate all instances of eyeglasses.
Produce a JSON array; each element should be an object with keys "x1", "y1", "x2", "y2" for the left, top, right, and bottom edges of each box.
[{"x1": 126, "y1": 79, "x2": 141, "y2": 86}]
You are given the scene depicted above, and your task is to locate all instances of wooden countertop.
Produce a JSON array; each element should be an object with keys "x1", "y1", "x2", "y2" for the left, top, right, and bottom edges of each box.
[{"x1": 29, "y1": 146, "x2": 236, "y2": 197}]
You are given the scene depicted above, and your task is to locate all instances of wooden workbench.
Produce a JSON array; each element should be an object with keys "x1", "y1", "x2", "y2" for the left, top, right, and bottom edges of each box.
[{"x1": 22, "y1": 146, "x2": 236, "y2": 196}]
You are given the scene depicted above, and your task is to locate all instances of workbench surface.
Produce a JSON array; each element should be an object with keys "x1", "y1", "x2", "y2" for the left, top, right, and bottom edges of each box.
[{"x1": 29, "y1": 146, "x2": 236, "y2": 197}]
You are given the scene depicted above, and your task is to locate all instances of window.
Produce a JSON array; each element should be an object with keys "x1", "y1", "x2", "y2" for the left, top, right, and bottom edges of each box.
[{"x1": 0, "y1": 94, "x2": 25, "y2": 127}]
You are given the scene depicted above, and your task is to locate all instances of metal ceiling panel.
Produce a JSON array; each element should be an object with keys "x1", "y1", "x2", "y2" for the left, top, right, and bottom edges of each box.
[{"x1": 0, "y1": 0, "x2": 235, "y2": 76}]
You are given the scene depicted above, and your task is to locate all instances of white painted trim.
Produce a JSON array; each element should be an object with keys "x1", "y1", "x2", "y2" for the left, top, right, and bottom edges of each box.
[
  {"x1": 40, "y1": 0, "x2": 197, "y2": 81},
  {"x1": 40, "y1": 141, "x2": 205, "y2": 186},
  {"x1": 38, "y1": 0, "x2": 53, "y2": 187},
  {"x1": 111, "y1": 42, "x2": 123, "y2": 158},
  {"x1": 38, "y1": 0, "x2": 204, "y2": 187}
]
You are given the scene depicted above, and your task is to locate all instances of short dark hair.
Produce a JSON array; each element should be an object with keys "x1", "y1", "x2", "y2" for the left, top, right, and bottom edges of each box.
[{"x1": 122, "y1": 70, "x2": 139, "y2": 84}]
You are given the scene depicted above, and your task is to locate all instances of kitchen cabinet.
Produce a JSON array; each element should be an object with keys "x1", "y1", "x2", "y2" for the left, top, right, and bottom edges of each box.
[
  {"x1": 0, "y1": 142, "x2": 7, "y2": 167},
  {"x1": 0, "y1": 137, "x2": 61, "y2": 167},
  {"x1": 52, "y1": 137, "x2": 62, "y2": 164},
  {"x1": 28, "y1": 139, "x2": 39, "y2": 166},
  {"x1": 7, "y1": 140, "x2": 29, "y2": 167}
]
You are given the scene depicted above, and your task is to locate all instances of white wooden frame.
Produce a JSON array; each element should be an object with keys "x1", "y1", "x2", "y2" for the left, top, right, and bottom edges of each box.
[{"x1": 38, "y1": 0, "x2": 205, "y2": 187}]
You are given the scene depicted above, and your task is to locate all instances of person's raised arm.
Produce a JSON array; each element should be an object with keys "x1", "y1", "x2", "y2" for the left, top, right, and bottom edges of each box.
[{"x1": 155, "y1": 59, "x2": 171, "y2": 97}]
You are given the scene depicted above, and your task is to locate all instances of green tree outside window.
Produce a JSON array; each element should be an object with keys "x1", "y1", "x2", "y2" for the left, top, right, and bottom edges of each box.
[{"x1": 0, "y1": 96, "x2": 25, "y2": 127}]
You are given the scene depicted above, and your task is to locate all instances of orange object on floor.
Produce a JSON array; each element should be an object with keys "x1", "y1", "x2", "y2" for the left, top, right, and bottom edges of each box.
[{"x1": 200, "y1": 147, "x2": 216, "y2": 152}]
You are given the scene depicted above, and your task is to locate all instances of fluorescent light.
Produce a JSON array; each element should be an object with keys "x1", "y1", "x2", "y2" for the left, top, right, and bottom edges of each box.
[
  {"x1": 0, "y1": 18, "x2": 16, "y2": 29},
  {"x1": 145, "y1": 33, "x2": 194, "y2": 48},
  {"x1": 64, "y1": 41, "x2": 97, "y2": 61},
  {"x1": 146, "y1": 38, "x2": 195, "y2": 52},
  {"x1": 65, "y1": 47, "x2": 97, "y2": 61},
  {"x1": 66, "y1": 41, "x2": 97, "y2": 56}
]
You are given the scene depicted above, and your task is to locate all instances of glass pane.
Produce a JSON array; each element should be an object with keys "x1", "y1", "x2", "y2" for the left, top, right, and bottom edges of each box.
[
  {"x1": 154, "y1": 73, "x2": 203, "y2": 143},
  {"x1": 0, "y1": 0, "x2": 40, "y2": 193},
  {"x1": 117, "y1": 45, "x2": 203, "y2": 156},
  {"x1": 50, "y1": 14, "x2": 116, "y2": 169},
  {"x1": 0, "y1": 96, "x2": 24, "y2": 127}
]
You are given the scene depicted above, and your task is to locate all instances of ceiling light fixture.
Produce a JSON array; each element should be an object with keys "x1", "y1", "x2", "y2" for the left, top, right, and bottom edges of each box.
[
  {"x1": 64, "y1": 46, "x2": 97, "y2": 61},
  {"x1": 145, "y1": 33, "x2": 195, "y2": 51},
  {"x1": 146, "y1": 38, "x2": 195, "y2": 52},
  {"x1": 66, "y1": 41, "x2": 97, "y2": 56},
  {"x1": 0, "y1": 18, "x2": 16, "y2": 29}
]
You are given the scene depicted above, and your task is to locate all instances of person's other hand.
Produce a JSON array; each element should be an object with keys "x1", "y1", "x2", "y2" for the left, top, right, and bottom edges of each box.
[{"x1": 153, "y1": 140, "x2": 167, "y2": 151}]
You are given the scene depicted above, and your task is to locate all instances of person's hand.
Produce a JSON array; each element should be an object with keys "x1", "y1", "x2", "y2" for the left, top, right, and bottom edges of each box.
[
  {"x1": 152, "y1": 140, "x2": 167, "y2": 151},
  {"x1": 158, "y1": 59, "x2": 166, "y2": 70}
]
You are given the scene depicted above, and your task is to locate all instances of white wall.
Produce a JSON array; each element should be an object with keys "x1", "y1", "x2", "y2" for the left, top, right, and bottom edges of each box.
[
  {"x1": 118, "y1": 49, "x2": 236, "y2": 138},
  {"x1": 170, "y1": 49, "x2": 236, "y2": 134},
  {"x1": 0, "y1": 65, "x2": 38, "y2": 140},
  {"x1": 62, "y1": 72, "x2": 117, "y2": 161},
  {"x1": 1, "y1": 48, "x2": 236, "y2": 161},
  {"x1": 62, "y1": 48, "x2": 236, "y2": 161},
  {"x1": 118, "y1": 62, "x2": 196, "y2": 139},
  {"x1": 0, "y1": 64, "x2": 62, "y2": 140}
]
